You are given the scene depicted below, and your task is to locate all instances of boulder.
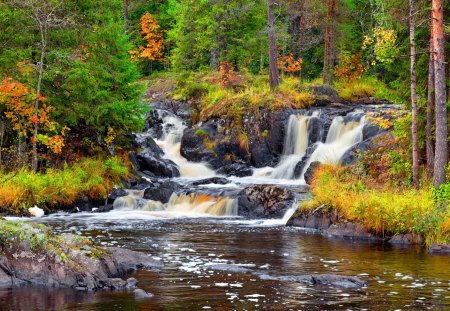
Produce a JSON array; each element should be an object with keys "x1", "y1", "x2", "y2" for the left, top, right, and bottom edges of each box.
[
  {"x1": 135, "y1": 151, "x2": 180, "y2": 178},
  {"x1": 428, "y1": 244, "x2": 450, "y2": 255},
  {"x1": 133, "y1": 288, "x2": 153, "y2": 299},
  {"x1": 258, "y1": 273, "x2": 367, "y2": 289},
  {"x1": 388, "y1": 233, "x2": 423, "y2": 245},
  {"x1": 309, "y1": 84, "x2": 339, "y2": 98},
  {"x1": 238, "y1": 185, "x2": 293, "y2": 218},
  {"x1": 326, "y1": 222, "x2": 382, "y2": 241},
  {"x1": 303, "y1": 161, "x2": 321, "y2": 185},
  {"x1": 180, "y1": 128, "x2": 223, "y2": 169},
  {"x1": 216, "y1": 163, "x2": 253, "y2": 177},
  {"x1": 143, "y1": 180, "x2": 181, "y2": 203},
  {"x1": 107, "y1": 188, "x2": 129, "y2": 204},
  {"x1": 191, "y1": 177, "x2": 230, "y2": 186},
  {"x1": 286, "y1": 206, "x2": 337, "y2": 230}
]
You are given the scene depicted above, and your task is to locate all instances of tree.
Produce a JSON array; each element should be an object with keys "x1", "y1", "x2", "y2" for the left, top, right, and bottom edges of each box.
[
  {"x1": 432, "y1": 0, "x2": 447, "y2": 188},
  {"x1": 267, "y1": 0, "x2": 279, "y2": 88},
  {"x1": 426, "y1": 22, "x2": 435, "y2": 179},
  {"x1": 323, "y1": 0, "x2": 336, "y2": 85},
  {"x1": 11, "y1": 0, "x2": 67, "y2": 171},
  {"x1": 409, "y1": 0, "x2": 419, "y2": 189}
]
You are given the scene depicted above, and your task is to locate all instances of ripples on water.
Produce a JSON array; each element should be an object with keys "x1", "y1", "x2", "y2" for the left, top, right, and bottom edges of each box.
[{"x1": 1, "y1": 214, "x2": 450, "y2": 310}]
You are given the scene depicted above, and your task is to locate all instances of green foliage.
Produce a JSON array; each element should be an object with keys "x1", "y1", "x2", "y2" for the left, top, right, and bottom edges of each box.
[{"x1": 0, "y1": 157, "x2": 129, "y2": 214}]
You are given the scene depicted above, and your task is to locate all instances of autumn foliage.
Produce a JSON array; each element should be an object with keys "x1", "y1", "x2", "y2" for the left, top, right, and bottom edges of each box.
[
  {"x1": 278, "y1": 53, "x2": 302, "y2": 76},
  {"x1": 130, "y1": 12, "x2": 166, "y2": 63},
  {"x1": 0, "y1": 78, "x2": 67, "y2": 155},
  {"x1": 335, "y1": 53, "x2": 365, "y2": 81}
]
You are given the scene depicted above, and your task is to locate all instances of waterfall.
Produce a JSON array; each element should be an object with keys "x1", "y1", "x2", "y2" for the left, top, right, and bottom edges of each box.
[
  {"x1": 299, "y1": 112, "x2": 365, "y2": 181},
  {"x1": 113, "y1": 193, "x2": 237, "y2": 217},
  {"x1": 154, "y1": 110, "x2": 216, "y2": 178},
  {"x1": 266, "y1": 112, "x2": 319, "y2": 179}
]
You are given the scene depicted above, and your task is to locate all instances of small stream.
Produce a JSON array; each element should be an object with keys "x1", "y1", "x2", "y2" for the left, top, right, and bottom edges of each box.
[{"x1": 2, "y1": 214, "x2": 449, "y2": 310}]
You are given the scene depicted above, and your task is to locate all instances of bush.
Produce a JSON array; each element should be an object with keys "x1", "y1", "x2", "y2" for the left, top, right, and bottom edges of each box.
[
  {"x1": 302, "y1": 165, "x2": 449, "y2": 245},
  {"x1": 0, "y1": 157, "x2": 129, "y2": 214}
]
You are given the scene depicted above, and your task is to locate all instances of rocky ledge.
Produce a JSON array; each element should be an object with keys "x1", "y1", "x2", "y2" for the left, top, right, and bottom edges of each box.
[{"x1": 0, "y1": 221, "x2": 163, "y2": 293}]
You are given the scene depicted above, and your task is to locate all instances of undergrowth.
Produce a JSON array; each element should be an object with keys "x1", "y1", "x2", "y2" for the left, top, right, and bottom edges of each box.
[{"x1": 0, "y1": 156, "x2": 129, "y2": 214}]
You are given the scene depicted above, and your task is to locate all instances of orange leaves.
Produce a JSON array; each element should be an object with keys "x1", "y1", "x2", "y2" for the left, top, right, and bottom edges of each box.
[
  {"x1": 0, "y1": 78, "x2": 68, "y2": 154},
  {"x1": 335, "y1": 53, "x2": 365, "y2": 82},
  {"x1": 278, "y1": 53, "x2": 302, "y2": 75},
  {"x1": 130, "y1": 12, "x2": 167, "y2": 63}
]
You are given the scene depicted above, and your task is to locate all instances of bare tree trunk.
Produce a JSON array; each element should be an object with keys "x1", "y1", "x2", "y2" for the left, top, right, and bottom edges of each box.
[
  {"x1": 323, "y1": 0, "x2": 336, "y2": 85},
  {"x1": 409, "y1": 0, "x2": 419, "y2": 189},
  {"x1": 432, "y1": 0, "x2": 447, "y2": 188},
  {"x1": 426, "y1": 32, "x2": 435, "y2": 179},
  {"x1": 0, "y1": 121, "x2": 4, "y2": 166},
  {"x1": 32, "y1": 21, "x2": 47, "y2": 172},
  {"x1": 267, "y1": 0, "x2": 280, "y2": 89}
]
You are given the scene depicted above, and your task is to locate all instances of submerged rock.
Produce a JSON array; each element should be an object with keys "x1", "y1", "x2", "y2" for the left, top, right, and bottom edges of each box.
[
  {"x1": 238, "y1": 185, "x2": 293, "y2": 218},
  {"x1": 428, "y1": 244, "x2": 450, "y2": 255},
  {"x1": 258, "y1": 273, "x2": 368, "y2": 289},
  {"x1": 191, "y1": 177, "x2": 230, "y2": 186},
  {"x1": 133, "y1": 288, "x2": 153, "y2": 299}
]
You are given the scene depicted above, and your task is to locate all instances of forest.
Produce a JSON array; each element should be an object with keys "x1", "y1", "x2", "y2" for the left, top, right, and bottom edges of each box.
[{"x1": 0, "y1": 0, "x2": 449, "y2": 309}]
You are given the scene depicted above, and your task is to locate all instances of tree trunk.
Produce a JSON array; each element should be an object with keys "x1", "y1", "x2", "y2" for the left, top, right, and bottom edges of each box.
[
  {"x1": 33, "y1": 22, "x2": 46, "y2": 172},
  {"x1": 323, "y1": 0, "x2": 336, "y2": 85},
  {"x1": 426, "y1": 31, "x2": 435, "y2": 179},
  {"x1": 267, "y1": 0, "x2": 279, "y2": 89},
  {"x1": 124, "y1": 0, "x2": 129, "y2": 27},
  {"x1": 432, "y1": 0, "x2": 447, "y2": 188},
  {"x1": 409, "y1": 0, "x2": 419, "y2": 190}
]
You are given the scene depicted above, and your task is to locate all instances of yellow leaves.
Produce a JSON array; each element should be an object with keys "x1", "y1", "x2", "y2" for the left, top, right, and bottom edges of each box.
[
  {"x1": 104, "y1": 126, "x2": 116, "y2": 146},
  {"x1": 362, "y1": 27, "x2": 398, "y2": 65}
]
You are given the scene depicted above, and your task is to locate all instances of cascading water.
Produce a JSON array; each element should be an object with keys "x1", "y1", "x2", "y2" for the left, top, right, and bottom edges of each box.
[
  {"x1": 253, "y1": 112, "x2": 319, "y2": 180},
  {"x1": 154, "y1": 110, "x2": 215, "y2": 178},
  {"x1": 113, "y1": 192, "x2": 237, "y2": 217},
  {"x1": 298, "y1": 112, "x2": 366, "y2": 181}
]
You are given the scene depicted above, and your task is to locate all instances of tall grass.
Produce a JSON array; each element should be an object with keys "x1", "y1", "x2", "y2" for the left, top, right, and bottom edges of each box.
[
  {"x1": 0, "y1": 157, "x2": 129, "y2": 213},
  {"x1": 302, "y1": 165, "x2": 450, "y2": 245}
]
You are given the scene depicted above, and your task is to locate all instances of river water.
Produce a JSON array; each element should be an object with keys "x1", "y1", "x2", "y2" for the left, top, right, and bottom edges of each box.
[{"x1": 2, "y1": 213, "x2": 449, "y2": 310}]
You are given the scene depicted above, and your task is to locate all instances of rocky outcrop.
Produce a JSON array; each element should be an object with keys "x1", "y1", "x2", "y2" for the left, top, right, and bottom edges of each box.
[
  {"x1": 143, "y1": 180, "x2": 181, "y2": 203},
  {"x1": 134, "y1": 149, "x2": 180, "y2": 178},
  {"x1": 388, "y1": 233, "x2": 423, "y2": 245},
  {"x1": 0, "y1": 232, "x2": 163, "y2": 291},
  {"x1": 287, "y1": 206, "x2": 382, "y2": 241},
  {"x1": 238, "y1": 185, "x2": 293, "y2": 218},
  {"x1": 216, "y1": 163, "x2": 253, "y2": 177},
  {"x1": 428, "y1": 244, "x2": 450, "y2": 255},
  {"x1": 303, "y1": 161, "x2": 321, "y2": 185}
]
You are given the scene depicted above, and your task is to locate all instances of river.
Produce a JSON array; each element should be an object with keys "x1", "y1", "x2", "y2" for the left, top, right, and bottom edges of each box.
[{"x1": 2, "y1": 213, "x2": 449, "y2": 310}]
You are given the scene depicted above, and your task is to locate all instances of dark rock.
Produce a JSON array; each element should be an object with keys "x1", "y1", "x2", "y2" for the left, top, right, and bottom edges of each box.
[
  {"x1": 107, "y1": 188, "x2": 128, "y2": 204},
  {"x1": 326, "y1": 223, "x2": 382, "y2": 241},
  {"x1": 133, "y1": 288, "x2": 153, "y2": 299},
  {"x1": 303, "y1": 161, "x2": 321, "y2": 185},
  {"x1": 0, "y1": 238, "x2": 163, "y2": 291},
  {"x1": 216, "y1": 163, "x2": 253, "y2": 177},
  {"x1": 133, "y1": 135, "x2": 163, "y2": 156},
  {"x1": 249, "y1": 142, "x2": 276, "y2": 168},
  {"x1": 135, "y1": 151, "x2": 180, "y2": 178},
  {"x1": 388, "y1": 234, "x2": 423, "y2": 245},
  {"x1": 238, "y1": 185, "x2": 293, "y2": 218},
  {"x1": 258, "y1": 273, "x2": 367, "y2": 289},
  {"x1": 307, "y1": 117, "x2": 325, "y2": 144},
  {"x1": 362, "y1": 123, "x2": 382, "y2": 141},
  {"x1": 309, "y1": 85, "x2": 339, "y2": 98},
  {"x1": 191, "y1": 177, "x2": 230, "y2": 186},
  {"x1": 286, "y1": 206, "x2": 337, "y2": 230},
  {"x1": 73, "y1": 195, "x2": 94, "y2": 212},
  {"x1": 180, "y1": 127, "x2": 222, "y2": 169},
  {"x1": 92, "y1": 204, "x2": 114, "y2": 213},
  {"x1": 208, "y1": 264, "x2": 252, "y2": 274},
  {"x1": 143, "y1": 180, "x2": 181, "y2": 203},
  {"x1": 126, "y1": 277, "x2": 138, "y2": 290},
  {"x1": 428, "y1": 244, "x2": 450, "y2": 255}
]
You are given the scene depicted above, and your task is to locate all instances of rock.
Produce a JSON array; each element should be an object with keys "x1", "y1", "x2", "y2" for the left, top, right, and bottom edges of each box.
[
  {"x1": 107, "y1": 188, "x2": 129, "y2": 204},
  {"x1": 180, "y1": 127, "x2": 223, "y2": 169},
  {"x1": 208, "y1": 264, "x2": 252, "y2": 274},
  {"x1": 143, "y1": 180, "x2": 181, "y2": 203},
  {"x1": 0, "y1": 235, "x2": 163, "y2": 291},
  {"x1": 303, "y1": 161, "x2": 321, "y2": 185},
  {"x1": 216, "y1": 163, "x2": 253, "y2": 177},
  {"x1": 92, "y1": 204, "x2": 114, "y2": 213},
  {"x1": 286, "y1": 206, "x2": 337, "y2": 230},
  {"x1": 238, "y1": 185, "x2": 293, "y2": 218},
  {"x1": 133, "y1": 288, "x2": 153, "y2": 299},
  {"x1": 28, "y1": 206, "x2": 44, "y2": 218},
  {"x1": 135, "y1": 151, "x2": 180, "y2": 178},
  {"x1": 258, "y1": 273, "x2": 367, "y2": 289},
  {"x1": 249, "y1": 142, "x2": 276, "y2": 168},
  {"x1": 326, "y1": 222, "x2": 382, "y2": 241},
  {"x1": 133, "y1": 135, "x2": 164, "y2": 156},
  {"x1": 307, "y1": 117, "x2": 325, "y2": 144},
  {"x1": 309, "y1": 84, "x2": 339, "y2": 98},
  {"x1": 126, "y1": 277, "x2": 138, "y2": 290},
  {"x1": 428, "y1": 244, "x2": 450, "y2": 255},
  {"x1": 191, "y1": 177, "x2": 230, "y2": 186},
  {"x1": 389, "y1": 233, "x2": 423, "y2": 245}
]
